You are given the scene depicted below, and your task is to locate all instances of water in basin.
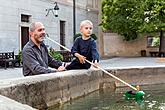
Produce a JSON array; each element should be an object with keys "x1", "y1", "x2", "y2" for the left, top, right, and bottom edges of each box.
[{"x1": 49, "y1": 84, "x2": 165, "y2": 110}]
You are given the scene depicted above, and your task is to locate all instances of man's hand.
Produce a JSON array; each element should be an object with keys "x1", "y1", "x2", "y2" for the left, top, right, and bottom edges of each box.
[
  {"x1": 57, "y1": 66, "x2": 66, "y2": 72},
  {"x1": 75, "y1": 53, "x2": 86, "y2": 64}
]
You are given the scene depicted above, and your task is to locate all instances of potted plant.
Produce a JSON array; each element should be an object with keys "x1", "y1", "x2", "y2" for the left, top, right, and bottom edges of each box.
[{"x1": 49, "y1": 48, "x2": 63, "y2": 61}]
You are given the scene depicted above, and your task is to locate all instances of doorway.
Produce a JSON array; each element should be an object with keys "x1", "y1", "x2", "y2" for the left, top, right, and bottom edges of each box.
[{"x1": 21, "y1": 27, "x2": 29, "y2": 50}]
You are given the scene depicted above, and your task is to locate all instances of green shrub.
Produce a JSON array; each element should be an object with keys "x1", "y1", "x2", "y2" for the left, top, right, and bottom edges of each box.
[
  {"x1": 49, "y1": 48, "x2": 63, "y2": 61},
  {"x1": 18, "y1": 50, "x2": 22, "y2": 62},
  {"x1": 17, "y1": 49, "x2": 63, "y2": 63},
  {"x1": 74, "y1": 33, "x2": 97, "y2": 41}
]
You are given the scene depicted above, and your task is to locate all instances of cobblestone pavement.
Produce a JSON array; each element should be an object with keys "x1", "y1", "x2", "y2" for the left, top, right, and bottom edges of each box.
[
  {"x1": 0, "y1": 57, "x2": 165, "y2": 80},
  {"x1": 100, "y1": 57, "x2": 165, "y2": 69}
]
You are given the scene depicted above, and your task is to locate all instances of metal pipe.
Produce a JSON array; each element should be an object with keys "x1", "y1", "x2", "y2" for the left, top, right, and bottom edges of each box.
[{"x1": 73, "y1": 0, "x2": 76, "y2": 39}]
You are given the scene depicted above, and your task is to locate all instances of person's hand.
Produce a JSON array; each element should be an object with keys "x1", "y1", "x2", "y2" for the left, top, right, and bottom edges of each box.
[
  {"x1": 57, "y1": 66, "x2": 66, "y2": 72},
  {"x1": 78, "y1": 54, "x2": 86, "y2": 64},
  {"x1": 75, "y1": 53, "x2": 86, "y2": 64}
]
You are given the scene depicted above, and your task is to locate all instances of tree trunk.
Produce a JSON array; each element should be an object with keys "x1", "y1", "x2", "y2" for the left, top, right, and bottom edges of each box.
[
  {"x1": 159, "y1": 9, "x2": 165, "y2": 54},
  {"x1": 159, "y1": 30, "x2": 165, "y2": 56}
]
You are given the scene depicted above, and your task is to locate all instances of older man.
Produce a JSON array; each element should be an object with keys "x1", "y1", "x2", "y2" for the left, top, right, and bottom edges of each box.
[{"x1": 22, "y1": 22, "x2": 65, "y2": 76}]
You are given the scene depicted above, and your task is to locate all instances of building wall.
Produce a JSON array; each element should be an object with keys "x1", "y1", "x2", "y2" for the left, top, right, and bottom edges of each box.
[
  {"x1": 0, "y1": 0, "x2": 99, "y2": 54},
  {"x1": 103, "y1": 32, "x2": 157, "y2": 57}
]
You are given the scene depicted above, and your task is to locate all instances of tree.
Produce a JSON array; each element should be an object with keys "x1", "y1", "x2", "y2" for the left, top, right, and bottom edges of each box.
[
  {"x1": 134, "y1": 0, "x2": 165, "y2": 52},
  {"x1": 101, "y1": 0, "x2": 141, "y2": 41},
  {"x1": 101, "y1": 0, "x2": 165, "y2": 52}
]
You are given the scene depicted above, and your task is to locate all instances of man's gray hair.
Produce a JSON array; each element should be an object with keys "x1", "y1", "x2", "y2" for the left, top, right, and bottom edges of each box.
[
  {"x1": 29, "y1": 22, "x2": 37, "y2": 32},
  {"x1": 29, "y1": 22, "x2": 43, "y2": 32}
]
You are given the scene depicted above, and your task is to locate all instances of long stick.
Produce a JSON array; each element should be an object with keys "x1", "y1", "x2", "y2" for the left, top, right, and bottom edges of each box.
[{"x1": 46, "y1": 36, "x2": 138, "y2": 91}]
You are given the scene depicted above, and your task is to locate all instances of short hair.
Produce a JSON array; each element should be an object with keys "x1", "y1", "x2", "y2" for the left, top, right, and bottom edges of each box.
[
  {"x1": 29, "y1": 22, "x2": 43, "y2": 32},
  {"x1": 80, "y1": 20, "x2": 93, "y2": 29},
  {"x1": 29, "y1": 22, "x2": 36, "y2": 32}
]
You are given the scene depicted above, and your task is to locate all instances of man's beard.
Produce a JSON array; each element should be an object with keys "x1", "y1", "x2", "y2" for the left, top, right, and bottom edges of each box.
[{"x1": 35, "y1": 35, "x2": 45, "y2": 44}]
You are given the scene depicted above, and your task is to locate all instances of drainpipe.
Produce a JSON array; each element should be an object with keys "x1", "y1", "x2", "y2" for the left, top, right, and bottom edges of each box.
[{"x1": 73, "y1": 0, "x2": 76, "y2": 40}]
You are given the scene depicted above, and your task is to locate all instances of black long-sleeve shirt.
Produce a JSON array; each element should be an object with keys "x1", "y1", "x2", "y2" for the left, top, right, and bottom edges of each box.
[
  {"x1": 22, "y1": 39, "x2": 62, "y2": 76},
  {"x1": 71, "y1": 37, "x2": 99, "y2": 62}
]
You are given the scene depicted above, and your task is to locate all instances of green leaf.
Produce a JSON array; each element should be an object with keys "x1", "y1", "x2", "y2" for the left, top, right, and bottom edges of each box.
[{"x1": 101, "y1": 0, "x2": 165, "y2": 41}]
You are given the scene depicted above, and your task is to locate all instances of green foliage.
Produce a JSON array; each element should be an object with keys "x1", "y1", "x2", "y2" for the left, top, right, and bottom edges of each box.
[
  {"x1": 101, "y1": 0, "x2": 140, "y2": 41},
  {"x1": 18, "y1": 49, "x2": 63, "y2": 63},
  {"x1": 74, "y1": 33, "x2": 97, "y2": 41},
  {"x1": 90, "y1": 33, "x2": 97, "y2": 40},
  {"x1": 74, "y1": 33, "x2": 81, "y2": 40},
  {"x1": 18, "y1": 50, "x2": 22, "y2": 62},
  {"x1": 101, "y1": 0, "x2": 165, "y2": 41},
  {"x1": 135, "y1": 0, "x2": 165, "y2": 33},
  {"x1": 152, "y1": 37, "x2": 160, "y2": 46},
  {"x1": 49, "y1": 48, "x2": 63, "y2": 61}
]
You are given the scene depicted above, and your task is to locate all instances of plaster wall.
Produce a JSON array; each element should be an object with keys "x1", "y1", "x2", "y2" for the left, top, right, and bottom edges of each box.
[
  {"x1": 103, "y1": 33, "x2": 160, "y2": 57},
  {"x1": 0, "y1": 0, "x2": 99, "y2": 54}
]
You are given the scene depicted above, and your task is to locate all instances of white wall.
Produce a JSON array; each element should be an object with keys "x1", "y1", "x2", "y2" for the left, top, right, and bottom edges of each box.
[{"x1": 0, "y1": 0, "x2": 99, "y2": 54}]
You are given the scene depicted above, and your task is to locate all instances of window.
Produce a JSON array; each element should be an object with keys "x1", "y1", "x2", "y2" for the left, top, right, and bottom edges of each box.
[
  {"x1": 147, "y1": 36, "x2": 160, "y2": 47},
  {"x1": 87, "y1": 0, "x2": 98, "y2": 9},
  {"x1": 21, "y1": 14, "x2": 30, "y2": 22}
]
